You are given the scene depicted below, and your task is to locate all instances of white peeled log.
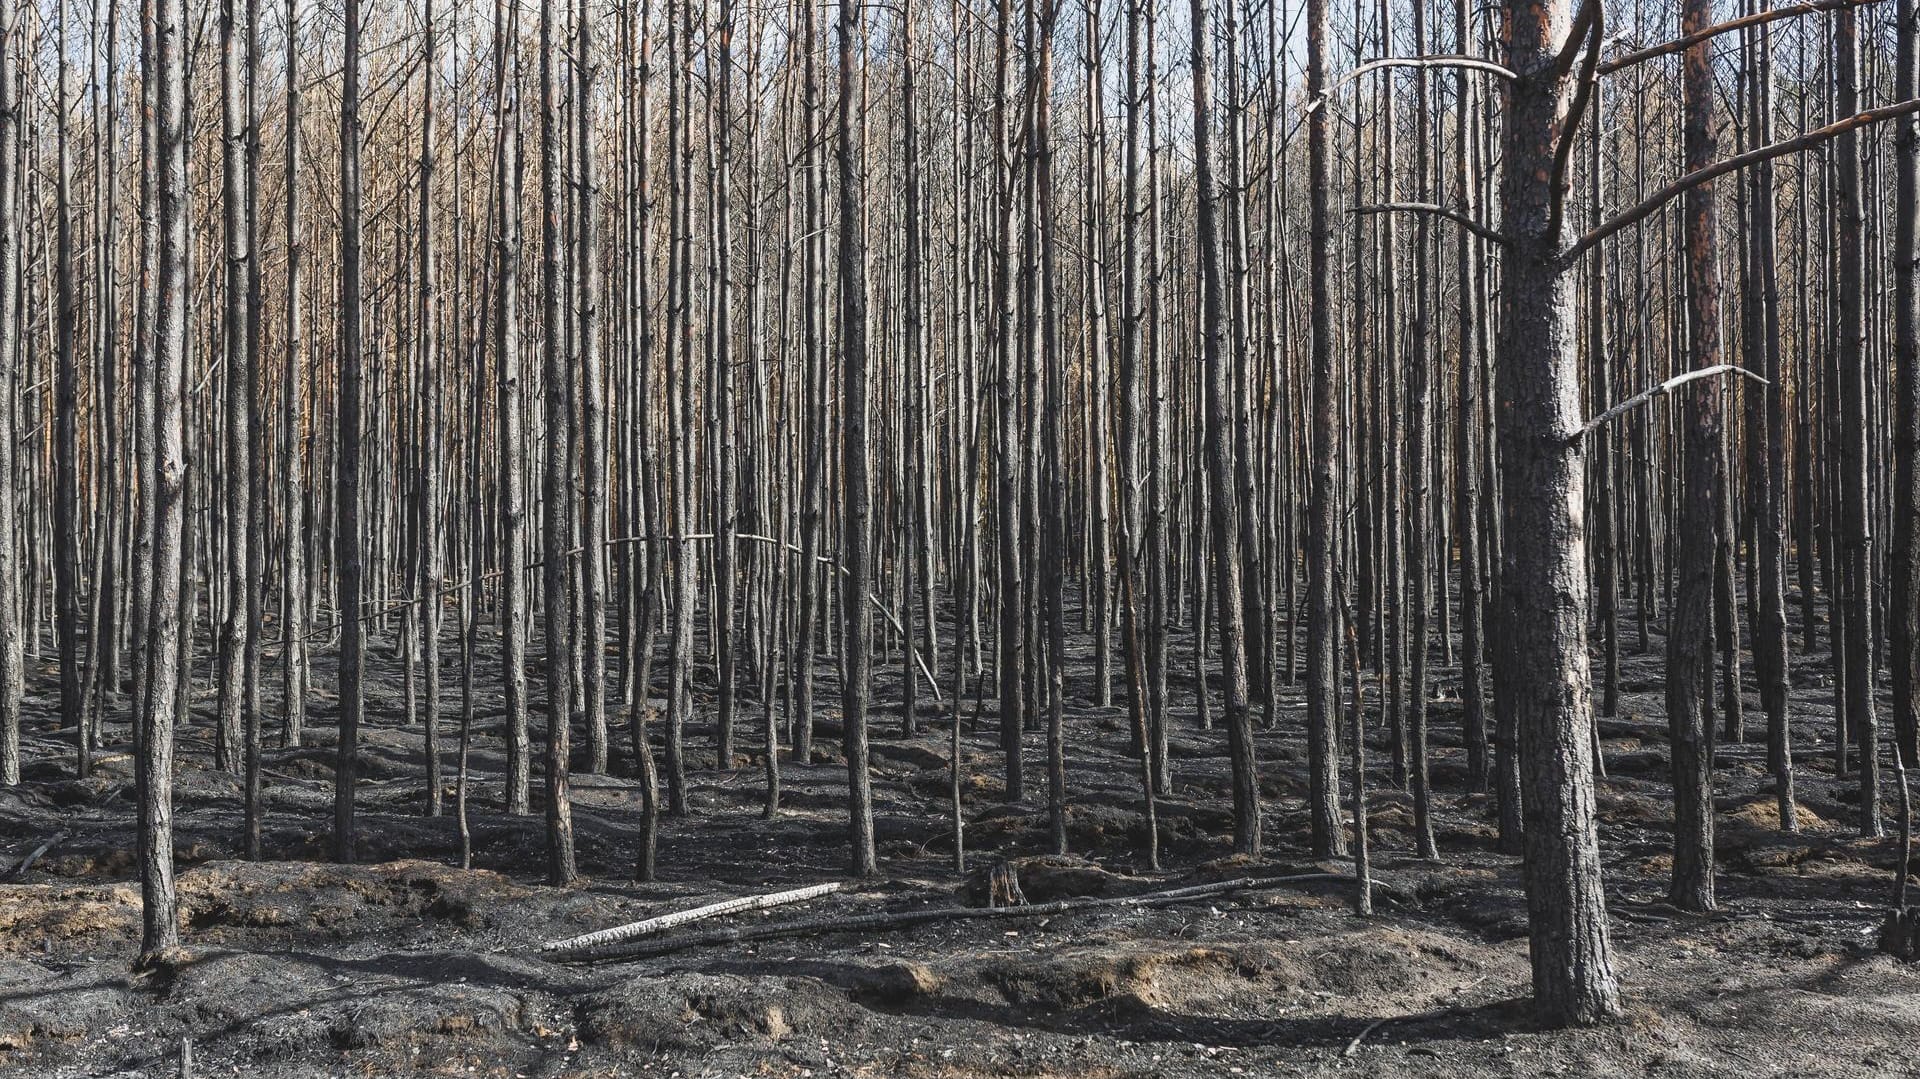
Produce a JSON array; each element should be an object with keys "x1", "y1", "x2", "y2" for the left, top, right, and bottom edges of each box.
[{"x1": 540, "y1": 880, "x2": 844, "y2": 954}]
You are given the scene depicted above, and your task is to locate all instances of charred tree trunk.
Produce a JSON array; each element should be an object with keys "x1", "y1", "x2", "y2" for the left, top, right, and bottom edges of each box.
[
  {"x1": 837, "y1": 0, "x2": 878, "y2": 876},
  {"x1": 1304, "y1": 0, "x2": 1345, "y2": 859},
  {"x1": 1668, "y1": 0, "x2": 1724, "y2": 914},
  {"x1": 1493, "y1": 0, "x2": 1622, "y2": 1026},
  {"x1": 334, "y1": 0, "x2": 367, "y2": 865}
]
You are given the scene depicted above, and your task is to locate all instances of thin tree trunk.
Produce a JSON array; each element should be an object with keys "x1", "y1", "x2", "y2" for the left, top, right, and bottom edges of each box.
[
  {"x1": 1668, "y1": 0, "x2": 1724, "y2": 914},
  {"x1": 334, "y1": 0, "x2": 366, "y2": 866},
  {"x1": 578, "y1": 0, "x2": 607, "y2": 782},
  {"x1": 140, "y1": 0, "x2": 191, "y2": 961},
  {"x1": 836, "y1": 0, "x2": 878, "y2": 877},
  {"x1": 1189, "y1": 0, "x2": 1261, "y2": 857},
  {"x1": 280, "y1": 0, "x2": 305, "y2": 753},
  {"x1": 1836, "y1": 7, "x2": 1881, "y2": 837},
  {"x1": 538, "y1": 0, "x2": 578, "y2": 886},
  {"x1": 494, "y1": 0, "x2": 532, "y2": 818},
  {"x1": 1892, "y1": 0, "x2": 1920, "y2": 780},
  {"x1": 418, "y1": 0, "x2": 444, "y2": 818},
  {"x1": 1305, "y1": 0, "x2": 1346, "y2": 859}
]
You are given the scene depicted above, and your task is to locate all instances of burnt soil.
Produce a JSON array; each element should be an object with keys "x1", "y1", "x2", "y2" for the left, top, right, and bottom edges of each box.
[{"x1": 1, "y1": 593, "x2": 1917, "y2": 1078}]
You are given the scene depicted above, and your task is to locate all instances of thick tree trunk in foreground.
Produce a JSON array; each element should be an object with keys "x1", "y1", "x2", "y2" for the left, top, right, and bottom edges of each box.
[{"x1": 1494, "y1": 0, "x2": 1622, "y2": 1027}]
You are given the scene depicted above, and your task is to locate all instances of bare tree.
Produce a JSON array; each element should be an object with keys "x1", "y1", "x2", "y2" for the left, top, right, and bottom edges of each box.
[{"x1": 140, "y1": 0, "x2": 192, "y2": 961}]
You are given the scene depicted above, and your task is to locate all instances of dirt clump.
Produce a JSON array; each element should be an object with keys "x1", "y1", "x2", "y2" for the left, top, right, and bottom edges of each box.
[{"x1": 579, "y1": 971, "x2": 873, "y2": 1052}]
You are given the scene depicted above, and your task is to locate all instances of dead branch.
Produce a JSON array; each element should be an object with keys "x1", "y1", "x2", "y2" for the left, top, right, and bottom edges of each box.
[
  {"x1": 1579, "y1": 364, "x2": 1770, "y2": 437},
  {"x1": 1342, "y1": 1017, "x2": 1391, "y2": 1057},
  {"x1": 1348, "y1": 203, "x2": 1507, "y2": 246},
  {"x1": 1567, "y1": 97, "x2": 1920, "y2": 261},
  {"x1": 1544, "y1": 0, "x2": 1605, "y2": 243}
]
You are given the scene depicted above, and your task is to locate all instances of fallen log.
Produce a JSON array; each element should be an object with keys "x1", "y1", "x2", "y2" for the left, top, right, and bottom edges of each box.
[
  {"x1": 541, "y1": 880, "x2": 844, "y2": 954},
  {"x1": 552, "y1": 871, "x2": 1354, "y2": 964}
]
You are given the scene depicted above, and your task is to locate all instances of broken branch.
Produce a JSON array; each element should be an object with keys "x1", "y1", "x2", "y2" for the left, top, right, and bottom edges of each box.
[{"x1": 4, "y1": 831, "x2": 68, "y2": 880}]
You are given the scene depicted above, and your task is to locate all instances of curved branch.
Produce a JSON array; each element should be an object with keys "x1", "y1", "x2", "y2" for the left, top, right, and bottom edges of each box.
[
  {"x1": 1349, "y1": 202, "x2": 1508, "y2": 246},
  {"x1": 1567, "y1": 96, "x2": 1920, "y2": 261},
  {"x1": 1579, "y1": 364, "x2": 1770, "y2": 438},
  {"x1": 1597, "y1": 0, "x2": 1882, "y2": 76},
  {"x1": 1327, "y1": 54, "x2": 1515, "y2": 98}
]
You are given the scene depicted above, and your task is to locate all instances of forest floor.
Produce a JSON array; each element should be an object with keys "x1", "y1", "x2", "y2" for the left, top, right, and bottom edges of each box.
[{"x1": 1, "y1": 600, "x2": 1918, "y2": 1078}]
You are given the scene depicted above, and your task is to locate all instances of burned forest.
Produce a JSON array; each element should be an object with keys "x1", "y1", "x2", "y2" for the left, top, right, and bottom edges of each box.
[{"x1": 3, "y1": 0, "x2": 1920, "y2": 1074}]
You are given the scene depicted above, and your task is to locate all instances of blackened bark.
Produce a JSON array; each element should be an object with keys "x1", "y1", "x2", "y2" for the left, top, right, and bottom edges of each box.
[{"x1": 1493, "y1": 0, "x2": 1622, "y2": 1026}]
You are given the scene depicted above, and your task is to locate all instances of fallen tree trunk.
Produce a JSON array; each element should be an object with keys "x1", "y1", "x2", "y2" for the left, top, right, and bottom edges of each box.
[
  {"x1": 541, "y1": 880, "x2": 844, "y2": 954},
  {"x1": 548, "y1": 872, "x2": 1357, "y2": 964}
]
